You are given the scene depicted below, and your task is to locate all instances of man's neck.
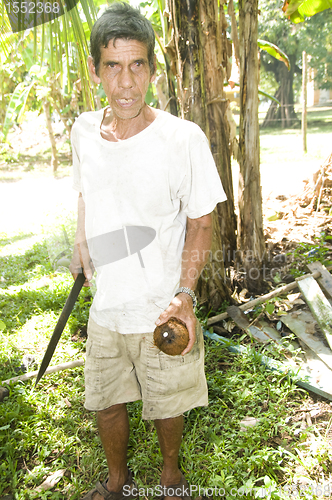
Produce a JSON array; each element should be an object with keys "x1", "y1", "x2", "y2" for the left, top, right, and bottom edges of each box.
[{"x1": 100, "y1": 105, "x2": 159, "y2": 142}]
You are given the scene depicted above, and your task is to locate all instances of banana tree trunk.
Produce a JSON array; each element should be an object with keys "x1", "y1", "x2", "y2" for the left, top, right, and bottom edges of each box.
[
  {"x1": 199, "y1": 0, "x2": 237, "y2": 265},
  {"x1": 170, "y1": 0, "x2": 206, "y2": 128},
  {"x1": 238, "y1": 0, "x2": 265, "y2": 291},
  {"x1": 169, "y1": 0, "x2": 233, "y2": 308}
]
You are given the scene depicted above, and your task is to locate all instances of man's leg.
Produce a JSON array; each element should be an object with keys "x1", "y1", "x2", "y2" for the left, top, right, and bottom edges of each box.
[
  {"x1": 154, "y1": 415, "x2": 184, "y2": 487},
  {"x1": 96, "y1": 403, "x2": 129, "y2": 495}
]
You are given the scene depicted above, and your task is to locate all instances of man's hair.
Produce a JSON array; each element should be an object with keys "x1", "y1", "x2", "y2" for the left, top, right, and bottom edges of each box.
[{"x1": 90, "y1": 2, "x2": 155, "y2": 76}]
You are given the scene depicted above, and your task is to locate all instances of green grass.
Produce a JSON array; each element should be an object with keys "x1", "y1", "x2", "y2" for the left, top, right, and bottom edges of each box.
[{"x1": 1, "y1": 231, "x2": 332, "y2": 499}]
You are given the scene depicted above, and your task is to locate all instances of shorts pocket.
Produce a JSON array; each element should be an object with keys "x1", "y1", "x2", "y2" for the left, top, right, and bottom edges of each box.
[
  {"x1": 158, "y1": 338, "x2": 200, "y2": 369},
  {"x1": 85, "y1": 335, "x2": 126, "y2": 396},
  {"x1": 87, "y1": 318, "x2": 124, "y2": 359},
  {"x1": 145, "y1": 324, "x2": 203, "y2": 399}
]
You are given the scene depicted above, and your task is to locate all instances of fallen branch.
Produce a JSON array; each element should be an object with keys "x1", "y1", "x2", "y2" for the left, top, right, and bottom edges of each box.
[
  {"x1": 207, "y1": 266, "x2": 332, "y2": 326},
  {"x1": 1, "y1": 359, "x2": 84, "y2": 386}
]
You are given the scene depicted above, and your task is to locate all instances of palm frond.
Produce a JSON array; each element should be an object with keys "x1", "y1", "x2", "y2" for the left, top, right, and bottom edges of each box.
[{"x1": 0, "y1": 0, "x2": 97, "y2": 110}]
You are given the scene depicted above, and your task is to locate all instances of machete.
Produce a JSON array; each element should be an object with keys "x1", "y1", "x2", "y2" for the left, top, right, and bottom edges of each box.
[{"x1": 35, "y1": 272, "x2": 86, "y2": 387}]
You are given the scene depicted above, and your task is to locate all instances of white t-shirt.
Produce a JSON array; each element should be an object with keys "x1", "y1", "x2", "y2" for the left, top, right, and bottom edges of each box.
[{"x1": 72, "y1": 108, "x2": 227, "y2": 333}]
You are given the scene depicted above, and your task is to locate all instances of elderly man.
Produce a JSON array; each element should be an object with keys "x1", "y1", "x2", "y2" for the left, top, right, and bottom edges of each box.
[{"x1": 70, "y1": 3, "x2": 226, "y2": 500}]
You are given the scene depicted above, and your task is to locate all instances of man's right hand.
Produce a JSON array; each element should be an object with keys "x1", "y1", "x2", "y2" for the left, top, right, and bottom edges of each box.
[{"x1": 69, "y1": 242, "x2": 94, "y2": 287}]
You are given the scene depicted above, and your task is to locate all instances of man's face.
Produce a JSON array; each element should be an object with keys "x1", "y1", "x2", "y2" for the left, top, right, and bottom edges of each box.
[{"x1": 88, "y1": 38, "x2": 155, "y2": 121}]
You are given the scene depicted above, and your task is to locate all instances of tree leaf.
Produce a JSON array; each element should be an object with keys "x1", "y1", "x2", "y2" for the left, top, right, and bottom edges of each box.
[
  {"x1": 283, "y1": 0, "x2": 332, "y2": 22},
  {"x1": 258, "y1": 39, "x2": 290, "y2": 70},
  {"x1": 265, "y1": 303, "x2": 275, "y2": 315},
  {"x1": 283, "y1": 0, "x2": 305, "y2": 16},
  {"x1": 2, "y1": 81, "x2": 34, "y2": 140},
  {"x1": 0, "y1": 0, "x2": 97, "y2": 111}
]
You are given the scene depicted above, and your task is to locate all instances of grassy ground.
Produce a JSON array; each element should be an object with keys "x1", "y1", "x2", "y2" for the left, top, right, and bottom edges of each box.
[
  {"x1": 0, "y1": 241, "x2": 315, "y2": 500},
  {"x1": 1, "y1": 108, "x2": 332, "y2": 499},
  {"x1": 1, "y1": 238, "x2": 332, "y2": 499}
]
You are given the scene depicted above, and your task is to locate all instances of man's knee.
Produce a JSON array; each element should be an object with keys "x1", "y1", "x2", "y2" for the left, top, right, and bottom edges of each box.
[{"x1": 97, "y1": 403, "x2": 127, "y2": 422}]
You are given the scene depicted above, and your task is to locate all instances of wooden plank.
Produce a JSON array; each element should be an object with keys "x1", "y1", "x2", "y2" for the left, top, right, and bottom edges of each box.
[
  {"x1": 256, "y1": 320, "x2": 283, "y2": 343},
  {"x1": 204, "y1": 330, "x2": 332, "y2": 401},
  {"x1": 258, "y1": 319, "x2": 300, "y2": 351},
  {"x1": 297, "y1": 339, "x2": 332, "y2": 389},
  {"x1": 226, "y1": 306, "x2": 271, "y2": 343},
  {"x1": 297, "y1": 276, "x2": 332, "y2": 350},
  {"x1": 280, "y1": 311, "x2": 332, "y2": 370},
  {"x1": 307, "y1": 261, "x2": 332, "y2": 300}
]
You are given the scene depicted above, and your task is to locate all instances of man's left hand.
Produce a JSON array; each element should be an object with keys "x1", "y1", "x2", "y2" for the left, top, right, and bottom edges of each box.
[{"x1": 155, "y1": 293, "x2": 196, "y2": 355}]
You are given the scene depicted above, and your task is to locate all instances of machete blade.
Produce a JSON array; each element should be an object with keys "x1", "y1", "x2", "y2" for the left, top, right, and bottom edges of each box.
[{"x1": 35, "y1": 272, "x2": 86, "y2": 387}]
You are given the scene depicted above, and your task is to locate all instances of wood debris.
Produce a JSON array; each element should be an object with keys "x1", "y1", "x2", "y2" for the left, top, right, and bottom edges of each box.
[
  {"x1": 297, "y1": 276, "x2": 332, "y2": 350},
  {"x1": 280, "y1": 310, "x2": 332, "y2": 370},
  {"x1": 264, "y1": 153, "x2": 332, "y2": 245},
  {"x1": 308, "y1": 261, "x2": 332, "y2": 300},
  {"x1": 34, "y1": 469, "x2": 66, "y2": 492},
  {"x1": 209, "y1": 264, "x2": 332, "y2": 400}
]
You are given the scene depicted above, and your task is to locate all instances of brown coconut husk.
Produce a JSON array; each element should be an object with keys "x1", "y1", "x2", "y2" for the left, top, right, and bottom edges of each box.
[{"x1": 153, "y1": 317, "x2": 189, "y2": 356}]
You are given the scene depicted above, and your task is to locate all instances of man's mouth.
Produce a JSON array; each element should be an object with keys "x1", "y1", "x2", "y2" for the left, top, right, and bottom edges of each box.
[{"x1": 117, "y1": 98, "x2": 136, "y2": 105}]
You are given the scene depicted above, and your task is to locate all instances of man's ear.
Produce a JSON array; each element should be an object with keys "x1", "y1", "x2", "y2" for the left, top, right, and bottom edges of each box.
[
  {"x1": 150, "y1": 55, "x2": 157, "y2": 83},
  {"x1": 88, "y1": 56, "x2": 101, "y2": 84}
]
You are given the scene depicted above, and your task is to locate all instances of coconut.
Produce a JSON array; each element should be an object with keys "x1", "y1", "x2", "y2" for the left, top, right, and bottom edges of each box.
[{"x1": 153, "y1": 317, "x2": 189, "y2": 356}]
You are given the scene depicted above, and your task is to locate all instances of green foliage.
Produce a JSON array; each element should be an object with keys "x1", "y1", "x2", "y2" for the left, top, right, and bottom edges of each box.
[
  {"x1": 0, "y1": 50, "x2": 28, "y2": 129},
  {"x1": 258, "y1": 39, "x2": 290, "y2": 70},
  {"x1": 0, "y1": 143, "x2": 20, "y2": 163},
  {"x1": 287, "y1": 232, "x2": 332, "y2": 277},
  {"x1": 259, "y1": 0, "x2": 303, "y2": 57},
  {"x1": 284, "y1": 0, "x2": 332, "y2": 23},
  {"x1": 0, "y1": 0, "x2": 98, "y2": 142},
  {"x1": 259, "y1": 0, "x2": 332, "y2": 93},
  {"x1": 300, "y1": 9, "x2": 332, "y2": 90},
  {"x1": 2, "y1": 80, "x2": 36, "y2": 141}
]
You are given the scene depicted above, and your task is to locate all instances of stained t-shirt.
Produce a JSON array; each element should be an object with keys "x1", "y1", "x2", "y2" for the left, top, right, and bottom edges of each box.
[{"x1": 72, "y1": 108, "x2": 227, "y2": 333}]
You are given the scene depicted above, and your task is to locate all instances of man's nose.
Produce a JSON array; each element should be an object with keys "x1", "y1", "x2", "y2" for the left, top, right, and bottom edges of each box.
[{"x1": 118, "y1": 67, "x2": 135, "y2": 88}]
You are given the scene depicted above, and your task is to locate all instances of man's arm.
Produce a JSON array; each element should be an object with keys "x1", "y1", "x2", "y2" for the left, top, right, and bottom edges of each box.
[
  {"x1": 69, "y1": 193, "x2": 94, "y2": 286},
  {"x1": 155, "y1": 213, "x2": 213, "y2": 355}
]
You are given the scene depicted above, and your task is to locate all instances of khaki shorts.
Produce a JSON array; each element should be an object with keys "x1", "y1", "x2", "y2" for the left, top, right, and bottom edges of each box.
[{"x1": 84, "y1": 317, "x2": 208, "y2": 420}]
